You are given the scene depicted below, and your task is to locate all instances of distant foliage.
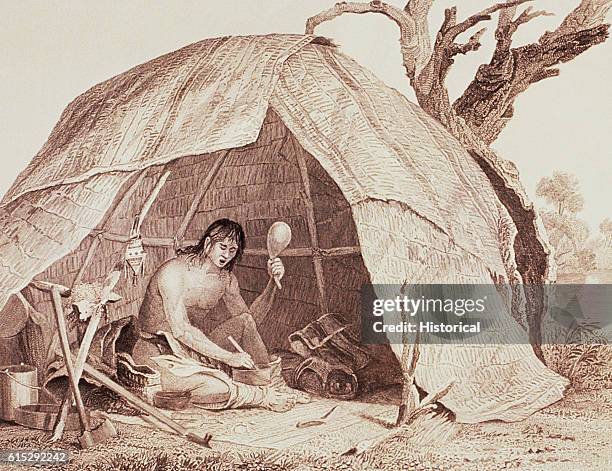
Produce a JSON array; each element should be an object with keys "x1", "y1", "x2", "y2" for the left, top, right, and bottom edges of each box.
[
  {"x1": 540, "y1": 211, "x2": 597, "y2": 273},
  {"x1": 545, "y1": 344, "x2": 612, "y2": 390},
  {"x1": 537, "y1": 172, "x2": 597, "y2": 274},
  {"x1": 600, "y1": 218, "x2": 612, "y2": 237},
  {"x1": 536, "y1": 172, "x2": 584, "y2": 216},
  {"x1": 594, "y1": 218, "x2": 612, "y2": 268}
]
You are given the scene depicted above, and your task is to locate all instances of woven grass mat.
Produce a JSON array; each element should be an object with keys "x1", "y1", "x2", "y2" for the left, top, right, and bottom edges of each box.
[{"x1": 109, "y1": 396, "x2": 397, "y2": 451}]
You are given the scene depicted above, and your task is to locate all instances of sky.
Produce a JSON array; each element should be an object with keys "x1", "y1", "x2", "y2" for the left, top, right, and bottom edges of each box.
[{"x1": 1, "y1": 0, "x2": 610, "y2": 233}]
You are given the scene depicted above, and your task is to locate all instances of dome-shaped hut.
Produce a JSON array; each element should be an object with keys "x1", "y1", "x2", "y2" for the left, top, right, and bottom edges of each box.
[{"x1": 0, "y1": 34, "x2": 567, "y2": 423}]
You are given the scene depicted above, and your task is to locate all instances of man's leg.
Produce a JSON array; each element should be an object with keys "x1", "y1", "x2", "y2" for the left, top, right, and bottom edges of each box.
[
  {"x1": 208, "y1": 313, "x2": 270, "y2": 364},
  {"x1": 155, "y1": 356, "x2": 298, "y2": 412},
  {"x1": 207, "y1": 315, "x2": 310, "y2": 404},
  {"x1": 132, "y1": 337, "x2": 231, "y2": 398}
]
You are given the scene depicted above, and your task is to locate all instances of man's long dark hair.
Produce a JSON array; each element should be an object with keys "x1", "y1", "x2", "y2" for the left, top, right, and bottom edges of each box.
[{"x1": 177, "y1": 218, "x2": 246, "y2": 271}]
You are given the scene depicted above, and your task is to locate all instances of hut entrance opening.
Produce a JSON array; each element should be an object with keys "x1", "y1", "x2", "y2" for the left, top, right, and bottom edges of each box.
[{"x1": 21, "y1": 108, "x2": 401, "y2": 397}]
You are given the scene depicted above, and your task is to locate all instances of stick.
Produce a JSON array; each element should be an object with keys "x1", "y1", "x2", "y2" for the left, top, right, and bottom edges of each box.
[
  {"x1": 135, "y1": 171, "x2": 171, "y2": 234},
  {"x1": 51, "y1": 307, "x2": 104, "y2": 441},
  {"x1": 273, "y1": 277, "x2": 282, "y2": 290},
  {"x1": 227, "y1": 336, "x2": 244, "y2": 353}
]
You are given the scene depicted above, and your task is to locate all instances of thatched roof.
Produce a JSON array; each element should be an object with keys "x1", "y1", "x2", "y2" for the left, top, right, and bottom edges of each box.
[
  {"x1": 0, "y1": 34, "x2": 566, "y2": 423},
  {"x1": 0, "y1": 34, "x2": 512, "y2": 299}
]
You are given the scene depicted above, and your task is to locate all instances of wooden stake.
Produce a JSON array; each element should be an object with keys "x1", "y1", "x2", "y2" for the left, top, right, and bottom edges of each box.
[{"x1": 51, "y1": 306, "x2": 104, "y2": 441}]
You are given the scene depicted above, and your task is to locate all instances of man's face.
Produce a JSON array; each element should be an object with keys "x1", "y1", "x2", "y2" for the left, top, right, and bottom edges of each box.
[{"x1": 207, "y1": 236, "x2": 238, "y2": 269}]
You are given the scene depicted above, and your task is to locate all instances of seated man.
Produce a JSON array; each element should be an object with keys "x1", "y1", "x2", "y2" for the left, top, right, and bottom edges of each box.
[{"x1": 130, "y1": 218, "x2": 304, "y2": 411}]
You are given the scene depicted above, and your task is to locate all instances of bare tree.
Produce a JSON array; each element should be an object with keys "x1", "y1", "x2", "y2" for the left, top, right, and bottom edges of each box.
[
  {"x1": 306, "y1": 0, "x2": 610, "y2": 146},
  {"x1": 305, "y1": 0, "x2": 610, "y2": 283}
]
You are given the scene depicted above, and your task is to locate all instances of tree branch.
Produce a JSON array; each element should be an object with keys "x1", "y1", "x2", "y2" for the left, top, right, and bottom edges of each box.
[
  {"x1": 448, "y1": 0, "x2": 532, "y2": 38},
  {"x1": 305, "y1": 0, "x2": 610, "y2": 146},
  {"x1": 403, "y1": 0, "x2": 433, "y2": 16},
  {"x1": 305, "y1": 1, "x2": 411, "y2": 36},
  {"x1": 546, "y1": 0, "x2": 612, "y2": 40},
  {"x1": 451, "y1": 27, "x2": 487, "y2": 55},
  {"x1": 412, "y1": 1, "x2": 528, "y2": 126},
  {"x1": 495, "y1": 5, "x2": 551, "y2": 49},
  {"x1": 305, "y1": 1, "x2": 433, "y2": 78},
  {"x1": 404, "y1": 0, "x2": 434, "y2": 75},
  {"x1": 515, "y1": 7, "x2": 554, "y2": 28},
  {"x1": 454, "y1": 0, "x2": 612, "y2": 144}
]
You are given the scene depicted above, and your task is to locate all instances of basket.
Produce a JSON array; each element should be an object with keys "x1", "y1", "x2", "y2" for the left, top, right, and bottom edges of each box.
[
  {"x1": 116, "y1": 353, "x2": 161, "y2": 404},
  {"x1": 153, "y1": 391, "x2": 191, "y2": 410},
  {"x1": 232, "y1": 355, "x2": 280, "y2": 386}
]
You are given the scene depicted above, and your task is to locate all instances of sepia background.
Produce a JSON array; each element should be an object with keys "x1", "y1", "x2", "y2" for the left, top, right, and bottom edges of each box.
[
  {"x1": 0, "y1": 4, "x2": 611, "y2": 470},
  {"x1": 1, "y1": 0, "x2": 610, "y2": 232}
]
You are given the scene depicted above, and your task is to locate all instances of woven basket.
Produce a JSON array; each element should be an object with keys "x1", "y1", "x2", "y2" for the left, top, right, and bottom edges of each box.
[{"x1": 116, "y1": 352, "x2": 161, "y2": 404}]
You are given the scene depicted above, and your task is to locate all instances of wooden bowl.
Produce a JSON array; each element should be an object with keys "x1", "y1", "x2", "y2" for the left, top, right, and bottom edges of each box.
[
  {"x1": 14, "y1": 404, "x2": 87, "y2": 431},
  {"x1": 232, "y1": 365, "x2": 273, "y2": 386},
  {"x1": 232, "y1": 355, "x2": 281, "y2": 386},
  {"x1": 153, "y1": 391, "x2": 191, "y2": 410}
]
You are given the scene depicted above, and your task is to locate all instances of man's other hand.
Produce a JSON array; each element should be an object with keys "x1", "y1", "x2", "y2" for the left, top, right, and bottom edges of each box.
[{"x1": 225, "y1": 351, "x2": 255, "y2": 369}]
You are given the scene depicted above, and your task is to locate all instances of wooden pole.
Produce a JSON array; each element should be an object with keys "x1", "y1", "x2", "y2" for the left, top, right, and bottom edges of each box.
[
  {"x1": 294, "y1": 142, "x2": 329, "y2": 313},
  {"x1": 80, "y1": 361, "x2": 211, "y2": 448},
  {"x1": 175, "y1": 150, "x2": 230, "y2": 241},
  {"x1": 99, "y1": 233, "x2": 360, "y2": 258},
  {"x1": 51, "y1": 306, "x2": 104, "y2": 441},
  {"x1": 50, "y1": 287, "x2": 93, "y2": 447},
  {"x1": 73, "y1": 169, "x2": 150, "y2": 286},
  {"x1": 72, "y1": 236, "x2": 101, "y2": 286}
]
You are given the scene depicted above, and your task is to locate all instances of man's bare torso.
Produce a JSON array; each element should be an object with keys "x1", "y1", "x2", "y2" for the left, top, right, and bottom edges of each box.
[
  {"x1": 170, "y1": 259, "x2": 230, "y2": 310},
  {"x1": 139, "y1": 256, "x2": 232, "y2": 334}
]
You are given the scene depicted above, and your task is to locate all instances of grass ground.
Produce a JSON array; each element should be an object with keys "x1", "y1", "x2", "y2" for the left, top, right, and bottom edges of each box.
[{"x1": 0, "y1": 388, "x2": 609, "y2": 470}]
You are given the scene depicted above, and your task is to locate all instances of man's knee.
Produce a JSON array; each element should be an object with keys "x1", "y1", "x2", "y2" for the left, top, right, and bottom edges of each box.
[
  {"x1": 189, "y1": 375, "x2": 232, "y2": 404},
  {"x1": 235, "y1": 312, "x2": 256, "y2": 328}
]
